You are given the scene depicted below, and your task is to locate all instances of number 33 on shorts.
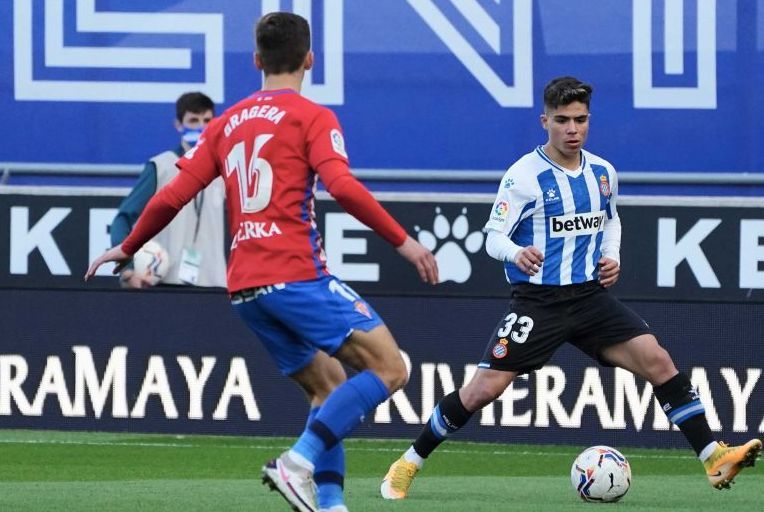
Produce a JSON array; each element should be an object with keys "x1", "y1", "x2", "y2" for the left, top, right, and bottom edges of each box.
[{"x1": 496, "y1": 312, "x2": 535, "y2": 343}]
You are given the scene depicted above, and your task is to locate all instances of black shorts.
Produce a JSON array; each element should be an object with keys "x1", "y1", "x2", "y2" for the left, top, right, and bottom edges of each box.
[{"x1": 479, "y1": 281, "x2": 651, "y2": 375}]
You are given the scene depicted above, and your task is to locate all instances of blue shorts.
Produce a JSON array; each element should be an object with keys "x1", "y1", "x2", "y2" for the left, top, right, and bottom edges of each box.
[{"x1": 231, "y1": 275, "x2": 383, "y2": 376}]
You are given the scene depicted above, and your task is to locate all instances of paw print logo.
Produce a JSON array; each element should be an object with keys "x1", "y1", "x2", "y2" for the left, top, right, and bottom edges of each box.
[{"x1": 415, "y1": 207, "x2": 484, "y2": 283}]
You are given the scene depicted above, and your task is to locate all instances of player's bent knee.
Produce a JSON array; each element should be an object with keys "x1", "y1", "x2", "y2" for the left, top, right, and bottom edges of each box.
[
  {"x1": 336, "y1": 325, "x2": 410, "y2": 392},
  {"x1": 461, "y1": 379, "x2": 507, "y2": 410},
  {"x1": 377, "y1": 358, "x2": 409, "y2": 393},
  {"x1": 652, "y1": 349, "x2": 678, "y2": 381},
  {"x1": 392, "y1": 362, "x2": 409, "y2": 391},
  {"x1": 641, "y1": 343, "x2": 678, "y2": 384},
  {"x1": 460, "y1": 387, "x2": 498, "y2": 411}
]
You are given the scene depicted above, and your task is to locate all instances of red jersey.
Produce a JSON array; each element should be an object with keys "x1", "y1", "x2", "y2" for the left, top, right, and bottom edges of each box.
[
  {"x1": 168, "y1": 89, "x2": 403, "y2": 292},
  {"x1": 121, "y1": 88, "x2": 406, "y2": 292}
]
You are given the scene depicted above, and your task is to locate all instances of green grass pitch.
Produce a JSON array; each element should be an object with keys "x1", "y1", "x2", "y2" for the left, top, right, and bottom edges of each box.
[{"x1": 0, "y1": 430, "x2": 760, "y2": 511}]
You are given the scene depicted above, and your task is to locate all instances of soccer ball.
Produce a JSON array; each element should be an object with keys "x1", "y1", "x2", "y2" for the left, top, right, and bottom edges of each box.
[
  {"x1": 132, "y1": 240, "x2": 170, "y2": 285},
  {"x1": 571, "y1": 445, "x2": 631, "y2": 503}
]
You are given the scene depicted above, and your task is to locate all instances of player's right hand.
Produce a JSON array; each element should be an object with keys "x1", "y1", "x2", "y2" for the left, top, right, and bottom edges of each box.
[
  {"x1": 84, "y1": 245, "x2": 131, "y2": 282},
  {"x1": 514, "y1": 246, "x2": 544, "y2": 276},
  {"x1": 396, "y1": 236, "x2": 439, "y2": 285}
]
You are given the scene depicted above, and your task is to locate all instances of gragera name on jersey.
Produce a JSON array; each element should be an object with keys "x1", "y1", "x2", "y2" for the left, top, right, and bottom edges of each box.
[
  {"x1": 230, "y1": 221, "x2": 282, "y2": 250},
  {"x1": 223, "y1": 104, "x2": 286, "y2": 138},
  {"x1": 549, "y1": 211, "x2": 606, "y2": 238}
]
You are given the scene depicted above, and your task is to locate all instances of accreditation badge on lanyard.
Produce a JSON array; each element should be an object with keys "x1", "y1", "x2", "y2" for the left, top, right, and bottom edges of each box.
[{"x1": 178, "y1": 192, "x2": 204, "y2": 285}]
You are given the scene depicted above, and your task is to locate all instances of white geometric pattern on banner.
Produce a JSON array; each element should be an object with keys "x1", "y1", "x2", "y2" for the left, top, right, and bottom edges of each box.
[
  {"x1": 407, "y1": 0, "x2": 533, "y2": 107},
  {"x1": 633, "y1": 0, "x2": 717, "y2": 109},
  {"x1": 13, "y1": 0, "x2": 224, "y2": 102}
]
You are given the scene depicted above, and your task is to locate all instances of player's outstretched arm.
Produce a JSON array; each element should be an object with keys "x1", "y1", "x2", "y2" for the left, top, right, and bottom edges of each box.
[
  {"x1": 84, "y1": 245, "x2": 130, "y2": 281},
  {"x1": 396, "y1": 236, "x2": 439, "y2": 285},
  {"x1": 85, "y1": 171, "x2": 206, "y2": 282}
]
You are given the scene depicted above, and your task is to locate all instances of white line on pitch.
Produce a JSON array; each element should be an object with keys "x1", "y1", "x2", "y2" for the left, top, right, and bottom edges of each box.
[{"x1": 0, "y1": 438, "x2": 695, "y2": 460}]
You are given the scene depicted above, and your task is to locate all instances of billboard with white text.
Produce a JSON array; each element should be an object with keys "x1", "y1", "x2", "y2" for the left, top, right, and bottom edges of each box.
[{"x1": 1, "y1": 288, "x2": 762, "y2": 448}]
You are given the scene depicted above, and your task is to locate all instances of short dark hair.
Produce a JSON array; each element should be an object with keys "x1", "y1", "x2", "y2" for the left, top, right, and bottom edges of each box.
[
  {"x1": 255, "y1": 12, "x2": 311, "y2": 75},
  {"x1": 175, "y1": 92, "x2": 214, "y2": 122},
  {"x1": 543, "y1": 76, "x2": 593, "y2": 111}
]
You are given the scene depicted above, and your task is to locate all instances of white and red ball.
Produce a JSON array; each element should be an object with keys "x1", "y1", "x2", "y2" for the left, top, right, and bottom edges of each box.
[
  {"x1": 132, "y1": 240, "x2": 170, "y2": 285},
  {"x1": 571, "y1": 445, "x2": 631, "y2": 502}
]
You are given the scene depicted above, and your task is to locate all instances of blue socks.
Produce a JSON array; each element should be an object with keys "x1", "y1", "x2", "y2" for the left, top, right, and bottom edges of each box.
[
  {"x1": 292, "y1": 370, "x2": 389, "y2": 464},
  {"x1": 291, "y1": 371, "x2": 388, "y2": 509},
  {"x1": 300, "y1": 407, "x2": 345, "y2": 509}
]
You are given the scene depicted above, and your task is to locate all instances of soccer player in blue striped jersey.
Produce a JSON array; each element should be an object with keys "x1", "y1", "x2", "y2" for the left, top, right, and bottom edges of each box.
[
  {"x1": 484, "y1": 136, "x2": 619, "y2": 286},
  {"x1": 381, "y1": 76, "x2": 761, "y2": 500}
]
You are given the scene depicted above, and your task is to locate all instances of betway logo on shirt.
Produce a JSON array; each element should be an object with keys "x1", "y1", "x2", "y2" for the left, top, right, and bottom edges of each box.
[{"x1": 549, "y1": 211, "x2": 606, "y2": 238}]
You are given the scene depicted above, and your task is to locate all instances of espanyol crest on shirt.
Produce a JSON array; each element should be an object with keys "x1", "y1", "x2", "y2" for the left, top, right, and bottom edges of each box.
[
  {"x1": 599, "y1": 175, "x2": 610, "y2": 196},
  {"x1": 492, "y1": 338, "x2": 509, "y2": 358}
]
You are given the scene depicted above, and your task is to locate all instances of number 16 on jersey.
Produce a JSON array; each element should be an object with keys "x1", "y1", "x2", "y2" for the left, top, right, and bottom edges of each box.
[{"x1": 226, "y1": 134, "x2": 274, "y2": 213}]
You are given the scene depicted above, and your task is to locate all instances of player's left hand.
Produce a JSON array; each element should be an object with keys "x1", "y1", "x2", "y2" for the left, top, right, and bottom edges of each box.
[
  {"x1": 598, "y1": 257, "x2": 620, "y2": 288},
  {"x1": 397, "y1": 236, "x2": 439, "y2": 285},
  {"x1": 84, "y1": 245, "x2": 131, "y2": 281}
]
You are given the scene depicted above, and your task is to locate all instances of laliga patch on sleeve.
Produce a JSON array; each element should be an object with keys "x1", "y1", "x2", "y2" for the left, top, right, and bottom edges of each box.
[
  {"x1": 330, "y1": 129, "x2": 348, "y2": 158},
  {"x1": 490, "y1": 200, "x2": 509, "y2": 222}
]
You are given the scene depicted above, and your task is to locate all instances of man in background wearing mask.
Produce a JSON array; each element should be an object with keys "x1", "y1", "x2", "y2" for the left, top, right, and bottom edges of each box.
[{"x1": 111, "y1": 92, "x2": 227, "y2": 289}]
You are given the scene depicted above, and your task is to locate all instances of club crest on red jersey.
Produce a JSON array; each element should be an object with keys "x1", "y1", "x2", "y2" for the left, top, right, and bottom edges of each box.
[{"x1": 354, "y1": 300, "x2": 372, "y2": 319}]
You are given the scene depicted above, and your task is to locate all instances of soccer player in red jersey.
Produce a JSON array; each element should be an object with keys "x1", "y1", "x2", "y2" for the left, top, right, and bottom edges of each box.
[{"x1": 86, "y1": 12, "x2": 438, "y2": 512}]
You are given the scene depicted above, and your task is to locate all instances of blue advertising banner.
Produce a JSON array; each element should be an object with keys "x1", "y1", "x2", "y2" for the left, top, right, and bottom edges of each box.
[
  {"x1": 1, "y1": 1, "x2": 763, "y2": 174},
  {"x1": 1, "y1": 288, "x2": 762, "y2": 449}
]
